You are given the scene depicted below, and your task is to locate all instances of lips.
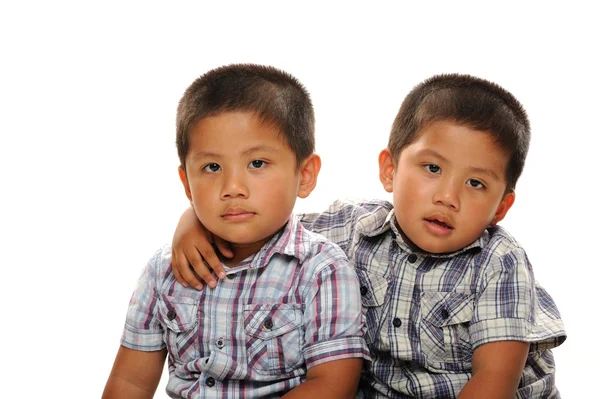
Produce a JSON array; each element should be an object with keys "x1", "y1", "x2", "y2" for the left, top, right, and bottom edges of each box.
[
  {"x1": 424, "y1": 216, "x2": 453, "y2": 230},
  {"x1": 223, "y1": 207, "x2": 250, "y2": 216},
  {"x1": 221, "y1": 207, "x2": 255, "y2": 222}
]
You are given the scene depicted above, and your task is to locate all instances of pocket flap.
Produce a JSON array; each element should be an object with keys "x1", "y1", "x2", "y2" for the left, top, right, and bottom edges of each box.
[
  {"x1": 157, "y1": 294, "x2": 199, "y2": 332},
  {"x1": 421, "y1": 291, "x2": 474, "y2": 327},
  {"x1": 355, "y1": 269, "x2": 387, "y2": 307},
  {"x1": 244, "y1": 303, "x2": 303, "y2": 339}
]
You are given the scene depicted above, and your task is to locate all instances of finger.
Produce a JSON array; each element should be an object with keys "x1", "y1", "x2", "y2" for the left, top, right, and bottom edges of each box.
[
  {"x1": 176, "y1": 249, "x2": 205, "y2": 290},
  {"x1": 187, "y1": 249, "x2": 218, "y2": 289},
  {"x1": 200, "y1": 246, "x2": 226, "y2": 280},
  {"x1": 170, "y1": 252, "x2": 188, "y2": 287}
]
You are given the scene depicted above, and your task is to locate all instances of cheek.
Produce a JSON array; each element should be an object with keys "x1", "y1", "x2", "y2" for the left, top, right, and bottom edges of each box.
[{"x1": 394, "y1": 174, "x2": 424, "y2": 206}]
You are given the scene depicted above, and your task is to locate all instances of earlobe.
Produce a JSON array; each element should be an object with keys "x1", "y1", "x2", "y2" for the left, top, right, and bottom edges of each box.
[
  {"x1": 178, "y1": 167, "x2": 193, "y2": 202},
  {"x1": 378, "y1": 148, "x2": 395, "y2": 193},
  {"x1": 490, "y1": 191, "x2": 516, "y2": 225},
  {"x1": 297, "y1": 153, "x2": 321, "y2": 198}
]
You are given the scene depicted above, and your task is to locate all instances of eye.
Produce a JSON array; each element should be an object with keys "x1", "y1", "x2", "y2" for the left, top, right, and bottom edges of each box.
[
  {"x1": 467, "y1": 179, "x2": 485, "y2": 189},
  {"x1": 202, "y1": 163, "x2": 221, "y2": 173},
  {"x1": 425, "y1": 164, "x2": 441, "y2": 174},
  {"x1": 249, "y1": 160, "x2": 267, "y2": 169}
]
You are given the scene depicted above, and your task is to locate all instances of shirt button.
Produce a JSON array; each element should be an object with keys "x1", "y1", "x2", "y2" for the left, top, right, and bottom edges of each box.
[
  {"x1": 205, "y1": 377, "x2": 215, "y2": 387},
  {"x1": 166, "y1": 310, "x2": 176, "y2": 320},
  {"x1": 216, "y1": 339, "x2": 225, "y2": 349},
  {"x1": 408, "y1": 254, "x2": 418, "y2": 263},
  {"x1": 263, "y1": 317, "x2": 273, "y2": 329},
  {"x1": 392, "y1": 317, "x2": 402, "y2": 328},
  {"x1": 440, "y1": 308, "x2": 450, "y2": 319},
  {"x1": 360, "y1": 286, "x2": 368, "y2": 296},
  {"x1": 227, "y1": 274, "x2": 235, "y2": 280}
]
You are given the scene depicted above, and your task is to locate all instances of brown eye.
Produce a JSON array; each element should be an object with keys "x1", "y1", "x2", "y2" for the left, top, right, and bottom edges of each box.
[
  {"x1": 426, "y1": 164, "x2": 441, "y2": 174},
  {"x1": 202, "y1": 163, "x2": 221, "y2": 172},
  {"x1": 249, "y1": 160, "x2": 267, "y2": 169},
  {"x1": 467, "y1": 179, "x2": 484, "y2": 188}
]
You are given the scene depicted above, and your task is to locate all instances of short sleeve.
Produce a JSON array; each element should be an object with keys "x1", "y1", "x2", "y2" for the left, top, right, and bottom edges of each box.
[
  {"x1": 120, "y1": 249, "x2": 166, "y2": 351},
  {"x1": 470, "y1": 247, "x2": 566, "y2": 350},
  {"x1": 300, "y1": 257, "x2": 371, "y2": 369}
]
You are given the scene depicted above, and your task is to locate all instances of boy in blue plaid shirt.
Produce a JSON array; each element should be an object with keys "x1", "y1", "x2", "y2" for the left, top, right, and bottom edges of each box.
[
  {"x1": 103, "y1": 64, "x2": 370, "y2": 398},
  {"x1": 171, "y1": 74, "x2": 566, "y2": 398}
]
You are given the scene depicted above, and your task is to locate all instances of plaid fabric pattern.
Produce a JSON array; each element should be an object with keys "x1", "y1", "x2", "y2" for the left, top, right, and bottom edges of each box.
[
  {"x1": 299, "y1": 199, "x2": 566, "y2": 399},
  {"x1": 122, "y1": 216, "x2": 370, "y2": 398}
]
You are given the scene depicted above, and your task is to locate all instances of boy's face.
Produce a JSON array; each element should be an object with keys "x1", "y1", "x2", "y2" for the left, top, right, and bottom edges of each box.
[
  {"x1": 379, "y1": 120, "x2": 515, "y2": 254},
  {"x1": 179, "y1": 111, "x2": 320, "y2": 257}
]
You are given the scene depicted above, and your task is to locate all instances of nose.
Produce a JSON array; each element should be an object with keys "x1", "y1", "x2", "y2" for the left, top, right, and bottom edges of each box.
[
  {"x1": 220, "y1": 169, "x2": 249, "y2": 199},
  {"x1": 432, "y1": 177, "x2": 460, "y2": 211}
]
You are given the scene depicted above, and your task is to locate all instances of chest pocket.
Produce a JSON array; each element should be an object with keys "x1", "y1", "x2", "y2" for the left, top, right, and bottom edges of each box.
[
  {"x1": 420, "y1": 291, "x2": 474, "y2": 372},
  {"x1": 244, "y1": 303, "x2": 303, "y2": 376},
  {"x1": 355, "y1": 269, "x2": 388, "y2": 344},
  {"x1": 157, "y1": 295, "x2": 199, "y2": 363}
]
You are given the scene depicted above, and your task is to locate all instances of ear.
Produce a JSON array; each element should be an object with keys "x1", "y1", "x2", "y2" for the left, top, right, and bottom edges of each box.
[
  {"x1": 490, "y1": 191, "x2": 515, "y2": 225},
  {"x1": 378, "y1": 148, "x2": 395, "y2": 193},
  {"x1": 178, "y1": 166, "x2": 193, "y2": 203},
  {"x1": 297, "y1": 153, "x2": 321, "y2": 198}
]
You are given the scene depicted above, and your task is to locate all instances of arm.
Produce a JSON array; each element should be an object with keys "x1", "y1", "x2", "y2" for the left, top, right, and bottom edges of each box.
[
  {"x1": 457, "y1": 341, "x2": 529, "y2": 399},
  {"x1": 171, "y1": 200, "x2": 363, "y2": 289},
  {"x1": 282, "y1": 358, "x2": 363, "y2": 399},
  {"x1": 102, "y1": 346, "x2": 167, "y2": 399},
  {"x1": 171, "y1": 206, "x2": 231, "y2": 289}
]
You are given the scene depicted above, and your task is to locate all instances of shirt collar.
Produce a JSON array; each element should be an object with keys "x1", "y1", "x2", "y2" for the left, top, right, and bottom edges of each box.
[{"x1": 247, "y1": 215, "x2": 307, "y2": 269}]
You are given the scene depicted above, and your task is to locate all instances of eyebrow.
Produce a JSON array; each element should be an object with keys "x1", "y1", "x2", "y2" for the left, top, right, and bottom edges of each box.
[
  {"x1": 417, "y1": 148, "x2": 501, "y2": 180},
  {"x1": 190, "y1": 145, "x2": 279, "y2": 162}
]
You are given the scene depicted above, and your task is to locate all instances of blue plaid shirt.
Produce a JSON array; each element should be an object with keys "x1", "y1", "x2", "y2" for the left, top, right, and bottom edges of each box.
[
  {"x1": 300, "y1": 199, "x2": 566, "y2": 399},
  {"x1": 122, "y1": 216, "x2": 370, "y2": 398}
]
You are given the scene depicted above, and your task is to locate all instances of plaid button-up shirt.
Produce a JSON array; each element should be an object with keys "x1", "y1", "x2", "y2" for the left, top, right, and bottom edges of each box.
[
  {"x1": 122, "y1": 216, "x2": 370, "y2": 398},
  {"x1": 300, "y1": 199, "x2": 566, "y2": 399}
]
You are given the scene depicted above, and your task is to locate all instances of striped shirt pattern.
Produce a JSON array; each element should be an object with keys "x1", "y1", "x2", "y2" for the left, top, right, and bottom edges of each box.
[
  {"x1": 299, "y1": 199, "x2": 566, "y2": 399},
  {"x1": 122, "y1": 216, "x2": 370, "y2": 398}
]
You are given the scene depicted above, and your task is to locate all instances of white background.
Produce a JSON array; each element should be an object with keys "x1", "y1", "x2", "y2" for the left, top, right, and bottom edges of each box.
[{"x1": 1, "y1": 1, "x2": 597, "y2": 397}]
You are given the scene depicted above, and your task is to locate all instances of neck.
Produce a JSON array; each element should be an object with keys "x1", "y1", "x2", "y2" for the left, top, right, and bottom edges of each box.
[{"x1": 219, "y1": 239, "x2": 271, "y2": 268}]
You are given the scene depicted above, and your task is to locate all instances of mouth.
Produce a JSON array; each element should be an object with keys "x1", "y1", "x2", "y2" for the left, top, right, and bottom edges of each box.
[
  {"x1": 424, "y1": 217, "x2": 453, "y2": 230},
  {"x1": 221, "y1": 208, "x2": 255, "y2": 222}
]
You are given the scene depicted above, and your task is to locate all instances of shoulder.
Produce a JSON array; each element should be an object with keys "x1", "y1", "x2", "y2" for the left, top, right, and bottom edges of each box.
[
  {"x1": 296, "y1": 222, "x2": 349, "y2": 265},
  {"x1": 330, "y1": 198, "x2": 393, "y2": 220},
  {"x1": 301, "y1": 198, "x2": 392, "y2": 222},
  {"x1": 482, "y1": 225, "x2": 524, "y2": 256},
  {"x1": 136, "y1": 244, "x2": 174, "y2": 285}
]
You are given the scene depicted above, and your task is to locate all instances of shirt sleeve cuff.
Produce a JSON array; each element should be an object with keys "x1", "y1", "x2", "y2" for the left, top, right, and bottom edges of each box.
[
  {"x1": 470, "y1": 317, "x2": 566, "y2": 351},
  {"x1": 121, "y1": 323, "x2": 166, "y2": 351},
  {"x1": 303, "y1": 335, "x2": 371, "y2": 369}
]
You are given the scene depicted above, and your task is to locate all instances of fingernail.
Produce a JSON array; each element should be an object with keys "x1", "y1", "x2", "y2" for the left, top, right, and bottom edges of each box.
[
  {"x1": 195, "y1": 284, "x2": 203, "y2": 291},
  {"x1": 208, "y1": 280, "x2": 217, "y2": 288},
  {"x1": 218, "y1": 272, "x2": 226, "y2": 279}
]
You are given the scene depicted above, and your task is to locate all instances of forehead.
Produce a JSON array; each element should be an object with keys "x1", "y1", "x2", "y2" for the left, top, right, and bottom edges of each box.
[
  {"x1": 190, "y1": 111, "x2": 285, "y2": 145},
  {"x1": 186, "y1": 111, "x2": 293, "y2": 162}
]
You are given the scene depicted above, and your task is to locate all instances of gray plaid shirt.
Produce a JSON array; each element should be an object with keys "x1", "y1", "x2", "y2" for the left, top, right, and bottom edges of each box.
[{"x1": 300, "y1": 199, "x2": 566, "y2": 399}]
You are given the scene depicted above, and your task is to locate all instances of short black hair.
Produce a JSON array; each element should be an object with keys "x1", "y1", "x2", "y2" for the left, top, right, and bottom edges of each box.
[
  {"x1": 176, "y1": 64, "x2": 314, "y2": 169},
  {"x1": 389, "y1": 73, "x2": 531, "y2": 192}
]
